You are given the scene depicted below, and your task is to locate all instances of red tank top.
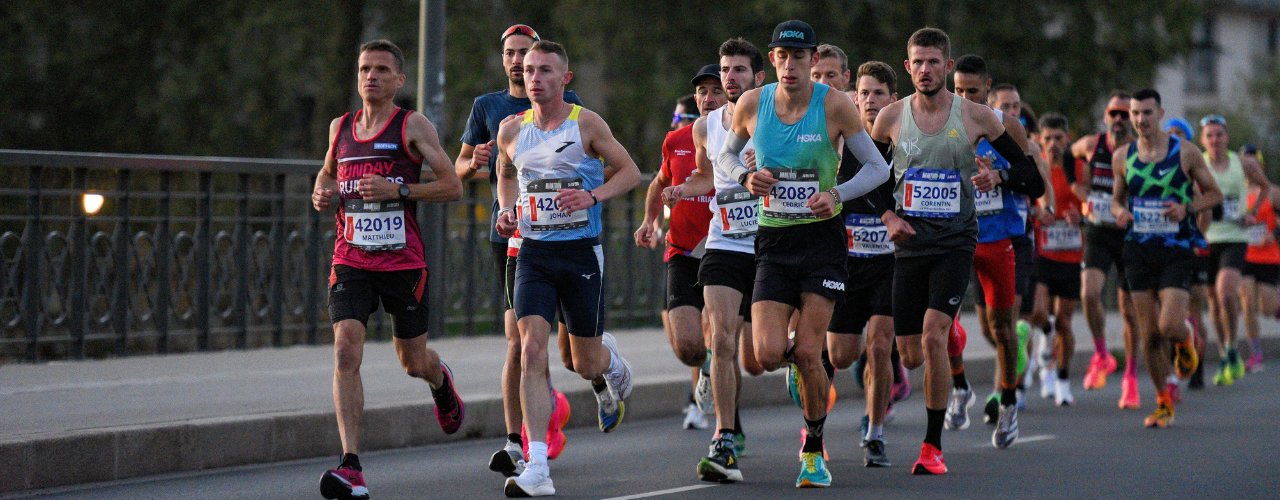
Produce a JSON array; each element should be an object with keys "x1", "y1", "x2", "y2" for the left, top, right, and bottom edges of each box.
[
  {"x1": 331, "y1": 108, "x2": 426, "y2": 271},
  {"x1": 1246, "y1": 191, "x2": 1279, "y2": 265},
  {"x1": 660, "y1": 125, "x2": 712, "y2": 261},
  {"x1": 1037, "y1": 157, "x2": 1084, "y2": 263}
]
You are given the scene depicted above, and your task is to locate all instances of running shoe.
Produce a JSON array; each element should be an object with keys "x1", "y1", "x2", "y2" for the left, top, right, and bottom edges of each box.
[
  {"x1": 596, "y1": 385, "x2": 625, "y2": 432},
  {"x1": 734, "y1": 432, "x2": 746, "y2": 456},
  {"x1": 859, "y1": 414, "x2": 870, "y2": 447},
  {"x1": 864, "y1": 439, "x2": 891, "y2": 468},
  {"x1": 682, "y1": 402, "x2": 709, "y2": 430},
  {"x1": 798, "y1": 428, "x2": 829, "y2": 461},
  {"x1": 1144, "y1": 403, "x2": 1174, "y2": 428},
  {"x1": 787, "y1": 362, "x2": 804, "y2": 409},
  {"x1": 553, "y1": 390, "x2": 571, "y2": 428},
  {"x1": 1039, "y1": 365, "x2": 1056, "y2": 399},
  {"x1": 891, "y1": 362, "x2": 912, "y2": 403},
  {"x1": 1174, "y1": 336, "x2": 1199, "y2": 379},
  {"x1": 1246, "y1": 351, "x2": 1265, "y2": 372},
  {"x1": 947, "y1": 315, "x2": 967, "y2": 358},
  {"x1": 1016, "y1": 320, "x2": 1030, "y2": 375},
  {"x1": 695, "y1": 369, "x2": 714, "y2": 415},
  {"x1": 1166, "y1": 380, "x2": 1181, "y2": 404},
  {"x1": 1083, "y1": 351, "x2": 1117, "y2": 390},
  {"x1": 992, "y1": 404, "x2": 1019, "y2": 449},
  {"x1": 490, "y1": 442, "x2": 526, "y2": 477},
  {"x1": 944, "y1": 387, "x2": 976, "y2": 431},
  {"x1": 320, "y1": 465, "x2": 370, "y2": 500},
  {"x1": 1189, "y1": 360, "x2": 1206, "y2": 389},
  {"x1": 1016, "y1": 387, "x2": 1026, "y2": 410},
  {"x1": 1214, "y1": 359, "x2": 1235, "y2": 386},
  {"x1": 1229, "y1": 349, "x2": 1246, "y2": 380},
  {"x1": 520, "y1": 422, "x2": 566, "y2": 461},
  {"x1": 601, "y1": 332, "x2": 633, "y2": 400},
  {"x1": 1119, "y1": 373, "x2": 1140, "y2": 409},
  {"x1": 697, "y1": 435, "x2": 742, "y2": 483},
  {"x1": 504, "y1": 463, "x2": 554, "y2": 497},
  {"x1": 983, "y1": 393, "x2": 1000, "y2": 425},
  {"x1": 432, "y1": 361, "x2": 465, "y2": 435},
  {"x1": 827, "y1": 380, "x2": 838, "y2": 413},
  {"x1": 1054, "y1": 379, "x2": 1074, "y2": 406},
  {"x1": 911, "y1": 443, "x2": 947, "y2": 475},
  {"x1": 796, "y1": 452, "x2": 832, "y2": 488}
]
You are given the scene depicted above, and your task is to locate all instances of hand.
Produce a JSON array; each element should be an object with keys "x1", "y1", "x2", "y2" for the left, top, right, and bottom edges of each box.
[
  {"x1": 634, "y1": 221, "x2": 661, "y2": 248},
  {"x1": 1036, "y1": 207, "x2": 1056, "y2": 227},
  {"x1": 1163, "y1": 201, "x2": 1187, "y2": 222},
  {"x1": 744, "y1": 149, "x2": 757, "y2": 171},
  {"x1": 882, "y1": 211, "x2": 916, "y2": 243},
  {"x1": 806, "y1": 190, "x2": 838, "y2": 219},
  {"x1": 745, "y1": 168, "x2": 776, "y2": 197},
  {"x1": 312, "y1": 187, "x2": 335, "y2": 211},
  {"x1": 1114, "y1": 209, "x2": 1134, "y2": 228},
  {"x1": 495, "y1": 209, "x2": 517, "y2": 238},
  {"x1": 471, "y1": 140, "x2": 495, "y2": 172},
  {"x1": 554, "y1": 189, "x2": 596, "y2": 214},
  {"x1": 1064, "y1": 208, "x2": 1082, "y2": 226},
  {"x1": 661, "y1": 185, "x2": 684, "y2": 208},
  {"x1": 357, "y1": 174, "x2": 397, "y2": 201},
  {"x1": 970, "y1": 156, "x2": 999, "y2": 193}
]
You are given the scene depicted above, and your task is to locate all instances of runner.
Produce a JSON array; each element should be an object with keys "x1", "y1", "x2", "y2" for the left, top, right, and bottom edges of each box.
[
  {"x1": 947, "y1": 55, "x2": 1046, "y2": 435},
  {"x1": 1199, "y1": 114, "x2": 1271, "y2": 385},
  {"x1": 1110, "y1": 88, "x2": 1216, "y2": 427},
  {"x1": 666, "y1": 37, "x2": 765, "y2": 484},
  {"x1": 1164, "y1": 119, "x2": 1212, "y2": 392},
  {"x1": 1241, "y1": 171, "x2": 1277, "y2": 373},
  {"x1": 493, "y1": 40, "x2": 641, "y2": 496},
  {"x1": 869, "y1": 28, "x2": 1041, "y2": 473},
  {"x1": 718, "y1": 20, "x2": 891, "y2": 487},
  {"x1": 1071, "y1": 90, "x2": 1140, "y2": 408},
  {"x1": 1029, "y1": 112, "x2": 1084, "y2": 406},
  {"x1": 312, "y1": 40, "x2": 466, "y2": 500},
  {"x1": 634, "y1": 69, "x2": 725, "y2": 431}
]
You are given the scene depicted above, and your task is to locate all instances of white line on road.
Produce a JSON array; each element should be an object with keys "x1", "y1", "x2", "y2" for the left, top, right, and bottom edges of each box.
[
  {"x1": 971, "y1": 434, "x2": 1056, "y2": 447},
  {"x1": 601, "y1": 484, "x2": 719, "y2": 500}
]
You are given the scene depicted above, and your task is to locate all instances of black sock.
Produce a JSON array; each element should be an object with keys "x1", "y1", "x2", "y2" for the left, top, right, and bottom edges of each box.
[
  {"x1": 1057, "y1": 367, "x2": 1069, "y2": 380},
  {"x1": 733, "y1": 408, "x2": 743, "y2": 434},
  {"x1": 507, "y1": 433, "x2": 521, "y2": 446},
  {"x1": 802, "y1": 416, "x2": 826, "y2": 453},
  {"x1": 924, "y1": 408, "x2": 944, "y2": 449},
  {"x1": 821, "y1": 350, "x2": 836, "y2": 382},
  {"x1": 782, "y1": 343, "x2": 796, "y2": 362},
  {"x1": 1042, "y1": 323, "x2": 1053, "y2": 336},
  {"x1": 592, "y1": 379, "x2": 607, "y2": 393},
  {"x1": 340, "y1": 453, "x2": 362, "y2": 471},
  {"x1": 952, "y1": 371, "x2": 969, "y2": 390},
  {"x1": 689, "y1": 392, "x2": 696, "y2": 404},
  {"x1": 1001, "y1": 386, "x2": 1017, "y2": 406},
  {"x1": 890, "y1": 348, "x2": 903, "y2": 384}
]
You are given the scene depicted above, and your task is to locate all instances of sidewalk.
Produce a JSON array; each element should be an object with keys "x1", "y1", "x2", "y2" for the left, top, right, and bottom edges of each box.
[{"x1": 0, "y1": 311, "x2": 1272, "y2": 492}]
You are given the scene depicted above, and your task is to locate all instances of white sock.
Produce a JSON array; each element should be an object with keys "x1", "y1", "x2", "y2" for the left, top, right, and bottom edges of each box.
[
  {"x1": 527, "y1": 441, "x2": 548, "y2": 467},
  {"x1": 866, "y1": 424, "x2": 884, "y2": 442}
]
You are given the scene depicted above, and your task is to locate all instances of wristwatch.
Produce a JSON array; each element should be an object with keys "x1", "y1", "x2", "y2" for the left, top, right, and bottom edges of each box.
[
  {"x1": 997, "y1": 169, "x2": 1009, "y2": 184},
  {"x1": 398, "y1": 183, "x2": 411, "y2": 200},
  {"x1": 737, "y1": 171, "x2": 751, "y2": 186}
]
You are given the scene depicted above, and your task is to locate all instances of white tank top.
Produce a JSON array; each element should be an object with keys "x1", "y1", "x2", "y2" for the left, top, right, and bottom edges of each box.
[
  {"x1": 512, "y1": 105, "x2": 605, "y2": 242},
  {"x1": 704, "y1": 106, "x2": 758, "y2": 254}
]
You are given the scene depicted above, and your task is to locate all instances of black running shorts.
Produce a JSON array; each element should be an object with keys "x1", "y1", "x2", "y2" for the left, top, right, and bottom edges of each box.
[
  {"x1": 1013, "y1": 234, "x2": 1036, "y2": 314},
  {"x1": 753, "y1": 217, "x2": 848, "y2": 308},
  {"x1": 1243, "y1": 262, "x2": 1280, "y2": 287},
  {"x1": 329, "y1": 264, "x2": 431, "y2": 339},
  {"x1": 829, "y1": 254, "x2": 894, "y2": 334},
  {"x1": 514, "y1": 238, "x2": 605, "y2": 338},
  {"x1": 699, "y1": 249, "x2": 754, "y2": 321},
  {"x1": 1036, "y1": 257, "x2": 1081, "y2": 300},
  {"x1": 892, "y1": 245, "x2": 976, "y2": 337},
  {"x1": 1122, "y1": 241, "x2": 1194, "y2": 293},
  {"x1": 666, "y1": 253, "x2": 704, "y2": 310},
  {"x1": 1207, "y1": 242, "x2": 1248, "y2": 279}
]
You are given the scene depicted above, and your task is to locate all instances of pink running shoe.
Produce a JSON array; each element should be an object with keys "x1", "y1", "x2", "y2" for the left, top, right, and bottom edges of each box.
[
  {"x1": 1245, "y1": 352, "x2": 1265, "y2": 373},
  {"x1": 432, "y1": 362, "x2": 465, "y2": 434},
  {"x1": 892, "y1": 363, "x2": 912, "y2": 403},
  {"x1": 1119, "y1": 373, "x2": 1140, "y2": 409},
  {"x1": 320, "y1": 466, "x2": 369, "y2": 500},
  {"x1": 1084, "y1": 352, "x2": 1117, "y2": 390}
]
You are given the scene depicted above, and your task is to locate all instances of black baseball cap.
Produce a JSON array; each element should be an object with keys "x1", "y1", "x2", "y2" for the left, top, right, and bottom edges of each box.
[
  {"x1": 769, "y1": 20, "x2": 817, "y2": 49},
  {"x1": 690, "y1": 64, "x2": 721, "y2": 86}
]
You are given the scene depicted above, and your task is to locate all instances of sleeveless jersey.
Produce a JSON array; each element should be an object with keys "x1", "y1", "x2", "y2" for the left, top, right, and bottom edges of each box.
[
  {"x1": 1123, "y1": 136, "x2": 1200, "y2": 248},
  {"x1": 753, "y1": 83, "x2": 842, "y2": 228},
  {"x1": 1246, "y1": 189, "x2": 1280, "y2": 264},
  {"x1": 1085, "y1": 133, "x2": 1120, "y2": 227},
  {"x1": 513, "y1": 105, "x2": 605, "y2": 242},
  {"x1": 837, "y1": 139, "x2": 896, "y2": 258},
  {"x1": 1205, "y1": 151, "x2": 1249, "y2": 243},
  {"x1": 1036, "y1": 156, "x2": 1085, "y2": 263},
  {"x1": 332, "y1": 107, "x2": 426, "y2": 272},
  {"x1": 892, "y1": 93, "x2": 979, "y2": 257},
  {"x1": 661, "y1": 124, "x2": 712, "y2": 261},
  {"x1": 975, "y1": 107, "x2": 1027, "y2": 243},
  {"x1": 705, "y1": 105, "x2": 758, "y2": 254}
]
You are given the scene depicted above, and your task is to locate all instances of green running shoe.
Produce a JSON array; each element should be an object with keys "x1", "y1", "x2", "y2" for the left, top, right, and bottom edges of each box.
[{"x1": 1016, "y1": 320, "x2": 1030, "y2": 375}]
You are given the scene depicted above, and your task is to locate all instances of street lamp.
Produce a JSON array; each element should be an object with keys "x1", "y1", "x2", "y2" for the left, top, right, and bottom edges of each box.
[{"x1": 83, "y1": 193, "x2": 104, "y2": 214}]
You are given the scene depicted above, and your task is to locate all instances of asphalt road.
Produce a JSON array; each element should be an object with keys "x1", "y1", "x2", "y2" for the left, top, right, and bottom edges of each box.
[{"x1": 10, "y1": 359, "x2": 1278, "y2": 500}]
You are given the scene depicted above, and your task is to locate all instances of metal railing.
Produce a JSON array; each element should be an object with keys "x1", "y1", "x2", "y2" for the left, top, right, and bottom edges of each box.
[{"x1": 0, "y1": 150, "x2": 664, "y2": 361}]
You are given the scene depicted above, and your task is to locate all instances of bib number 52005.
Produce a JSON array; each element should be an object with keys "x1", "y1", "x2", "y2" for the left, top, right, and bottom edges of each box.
[{"x1": 902, "y1": 168, "x2": 961, "y2": 218}]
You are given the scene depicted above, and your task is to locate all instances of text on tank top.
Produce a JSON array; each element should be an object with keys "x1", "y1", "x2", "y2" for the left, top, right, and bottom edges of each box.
[
  {"x1": 1123, "y1": 136, "x2": 1199, "y2": 248},
  {"x1": 1086, "y1": 133, "x2": 1119, "y2": 226},
  {"x1": 891, "y1": 93, "x2": 979, "y2": 255},
  {"x1": 752, "y1": 83, "x2": 843, "y2": 228}
]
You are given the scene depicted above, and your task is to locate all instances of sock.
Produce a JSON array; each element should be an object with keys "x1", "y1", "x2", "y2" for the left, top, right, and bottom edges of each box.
[
  {"x1": 1001, "y1": 385, "x2": 1017, "y2": 406},
  {"x1": 507, "y1": 433, "x2": 522, "y2": 446},
  {"x1": 1156, "y1": 390, "x2": 1171, "y2": 407},
  {"x1": 802, "y1": 416, "x2": 826, "y2": 453},
  {"x1": 1093, "y1": 336, "x2": 1107, "y2": 355},
  {"x1": 952, "y1": 370, "x2": 969, "y2": 390},
  {"x1": 782, "y1": 343, "x2": 796, "y2": 362},
  {"x1": 891, "y1": 348, "x2": 903, "y2": 384},
  {"x1": 1124, "y1": 356, "x2": 1137, "y2": 377},
  {"x1": 866, "y1": 424, "x2": 884, "y2": 442},
  {"x1": 821, "y1": 350, "x2": 836, "y2": 382},
  {"x1": 733, "y1": 408, "x2": 743, "y2": 434},
  {"x1": 1041, "y1": 323, "x2": 1054, "y2": 336},
  {"x1": 924, "y1": 408, "x2": 945, "y2": 449},
  {"x1": 1058, "y1": 367, "x2": 1069, "y2": 380},
  {"x1": 527, "y1": 441, "x2": 548, "y2": 466},
  {"x1": 592, "y1": 379, "x2": 607, "y2": 394},
  {"x1": 340, "y1": 453, "x2": 362, "y2": 471}
]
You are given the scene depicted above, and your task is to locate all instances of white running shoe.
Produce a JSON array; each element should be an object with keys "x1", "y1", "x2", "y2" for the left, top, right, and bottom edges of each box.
[
  {"x1": 695, "y1": 369, "x2": 714, "y2": 414},
  {"x1": 601, "y1": 332, "x2": 633, "y2": 400},
  {"x1": 682, "y1": 402, "x2": 709, "y2": 430},
  {"x1": 504, "y1": 462, "x2": 554, "y2": 497},
  {"x1": 1039, "y1": 365, "x2": 1056, "y2": 399},
  {"x1": 1054, "y1": 379, "x2": 1074, "y2": 406},
  {"x1": 992, "y1": 404, "x2": 1019, "y2": 449},
  {"x1": 944, "y1": 388, "x2": 976, "y2": 431}
]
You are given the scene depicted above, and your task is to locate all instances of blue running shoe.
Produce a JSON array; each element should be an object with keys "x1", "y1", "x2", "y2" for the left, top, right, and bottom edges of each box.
[
  {"x1": 787, "y1": 363, "x2": 803, "y2": 409},
  {"x1": 796, "y1": 452, "x2": 831, "y2": 488}
]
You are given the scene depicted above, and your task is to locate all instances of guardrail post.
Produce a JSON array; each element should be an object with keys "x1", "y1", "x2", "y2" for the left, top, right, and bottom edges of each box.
[
  {"x1": 155, "y1": 171, "x2": 172, "y2": 353},
  {"x1": 196, "y1": 172, "x2": 212, "y2": 350},
  {"x1": 22, "y1": 166, "x2": 43, "y2": 361},
  {"x1": 271, "y1": 173, "x2": 286, "y2": 346},
  {"x1": 464, "y1": 182, "x2": 478, "y2": 336},
  {"x1": 111, "y1": 169, "x2": 131, "y2": 356},
  {"x1": 306, "y1": 175, "x2": 321, "y2": 345},
  {"x1": 69, "y1": 167, "x2": 87, "y2": 359},
  {"x1": 235, "y1": 173, "x2": 250, "y2": 348}
]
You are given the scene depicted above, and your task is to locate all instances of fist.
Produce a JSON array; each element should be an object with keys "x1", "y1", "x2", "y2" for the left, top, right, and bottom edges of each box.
[{"x1": 471, "y1": 140, "x2": 495, "y2": 171}]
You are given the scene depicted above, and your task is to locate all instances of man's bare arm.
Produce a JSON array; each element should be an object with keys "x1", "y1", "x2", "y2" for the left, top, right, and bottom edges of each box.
[{"x1": 405, "y1": 113, "x2": 463, "y2": 202}]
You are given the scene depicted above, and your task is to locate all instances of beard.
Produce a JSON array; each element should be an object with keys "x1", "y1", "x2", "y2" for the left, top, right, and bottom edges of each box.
[{"x1": 918, "y1": 82, "x2": 943, "y2": 97}]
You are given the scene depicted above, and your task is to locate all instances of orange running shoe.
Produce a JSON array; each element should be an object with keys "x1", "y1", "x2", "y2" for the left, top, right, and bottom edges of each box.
[
  {"x1": 1174, "y1": 336, "x2": 1199, "y2": 379},
  {"x1": 911, "y1": 443, "x2": 947, "y2": 475}
]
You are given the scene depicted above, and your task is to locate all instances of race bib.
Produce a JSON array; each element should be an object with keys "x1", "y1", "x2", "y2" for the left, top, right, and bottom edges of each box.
[
  {"x1": 1248, "y1": 223, "x2": 1270, "y2": 247},
  {"x1": 974, "y1": 185, "x2": 1005, "y2": 216},
  {"x1": 1041, "y1": 220, "x2": 1083, "y2": 251},
  {"x1": 846, "y1": 214, "x2": 894, "y2": 257},
  {"x1": 1087, "y1": 191, "x2": 1116, "y2": 225},
  {"x1": 1131, "y1": 197, "x2": 1178, "y2": 236},
  {"x1": 761, "y1": 167, "x2": 820, "y2": 220},
  {"x1": 1222, "y1": 198, "x2": 1242, "y2": 221},
  {"x1": 344, "y1": 199, "x2": 407, "y2": 251},
  {"x1": 526, "y1": 177, "x2": 589, "y2": 232},
  {"x1": 902, "y1": 168, "x2": 961, "y2": 218},
  {"x1": 717, "y1": 186, "x2": 759, "y2": 239}
]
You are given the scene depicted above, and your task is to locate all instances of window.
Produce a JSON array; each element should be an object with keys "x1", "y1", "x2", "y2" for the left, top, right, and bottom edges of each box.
[{"x1": 1187, "y1": 15, "x2": 1218, "y2": 94}]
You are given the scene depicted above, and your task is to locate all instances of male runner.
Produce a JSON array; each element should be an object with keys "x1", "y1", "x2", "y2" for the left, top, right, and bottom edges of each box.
[
  {"x1": 635, "y1": 69, "x2": 725, "y2": 431},
  {"x1": 870, "y1": 28, "x2": 1040, "y2": 474},
  {"x1": 719, "y1": 20, "x2": 891, "y2": 487},
  {"x1": 948, "y1": 56, "x2": 1047, "y2": 433},
  {"x1": 1199, "y1": 114, "x2": 1270, "y2": 385},
  {"x1": 1110, "y1": 88, "x2": 1215, "y2": 427},
  {"x1": 1071, "y1": 90, "x2": 1140, "y2": 408},
  {"x1": 453, "y1": 25, "x2": 586, "y2": 478},
  {"x1": 493, "y1": 40, "x2": 640, "y2": 496},
  {"x1": 312, "y1": 40, "x2": 465, "y2": 500},
  {"x1": 665, "y1": 37, "x2": 766, "y2": 483}
]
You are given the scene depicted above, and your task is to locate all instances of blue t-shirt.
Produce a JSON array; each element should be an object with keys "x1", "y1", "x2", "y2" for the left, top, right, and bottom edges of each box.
[{"x1": 461, "y1": 89, "x2": 584, "y2": 242}]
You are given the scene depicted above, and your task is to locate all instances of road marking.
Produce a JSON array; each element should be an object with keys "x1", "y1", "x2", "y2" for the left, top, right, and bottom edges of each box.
[
  {"x1": 971, "y1": 433, "x2": 1056, "y2": 447},
  {"x1": 601, "y1": 484, "x2": 719, "y2": 500}
]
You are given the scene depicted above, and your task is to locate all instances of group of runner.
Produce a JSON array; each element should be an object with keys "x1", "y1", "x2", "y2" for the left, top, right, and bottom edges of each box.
[{"x1": 309, "y1": 20, "x2": 1274, "y2": 499}]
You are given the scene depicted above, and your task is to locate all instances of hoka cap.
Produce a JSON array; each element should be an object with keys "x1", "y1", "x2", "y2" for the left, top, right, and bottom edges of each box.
[{"x1": 769, "y1": 20, "x2": 817, "y2": 49}]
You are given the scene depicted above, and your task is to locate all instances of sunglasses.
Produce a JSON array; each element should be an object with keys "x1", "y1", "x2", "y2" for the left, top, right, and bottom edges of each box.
[
  {"x1": 501, "y1": 24, "x2": 539, "y2": 42},
  {"x1": 671, "y1": 112, "x2": 699, "y2": 125},
  {"x1": 1107, "y1": 109, "x2": 1129, "y2": 120},
  {"x1": 1200, "y1": 114, "x2": 1226, "y2": 128}
]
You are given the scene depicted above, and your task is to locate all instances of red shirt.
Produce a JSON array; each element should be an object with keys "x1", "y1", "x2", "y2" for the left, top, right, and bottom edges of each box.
[
  {"x1": 1247, "y1": 191, "x2": 1279, "y2": 265},
  {"x1": 660, "y1": 125, "x2": 712, "y2": 261},
  {"x1": 1036, "y1": 157, "x2": 1084, "y2": 263},
  {"x1": 331, "y1": 108, "x2": 426, "y2": 272}
]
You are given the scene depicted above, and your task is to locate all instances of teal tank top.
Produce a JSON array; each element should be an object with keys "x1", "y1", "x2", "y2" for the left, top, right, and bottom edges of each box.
[{"x1": 753, "y1": 83, "x2": 842, "y2": 228}]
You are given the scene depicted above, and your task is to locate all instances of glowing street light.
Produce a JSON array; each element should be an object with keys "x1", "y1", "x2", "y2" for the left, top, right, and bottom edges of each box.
[{"x1": 83, "y1": 193, "x2": 104, "y2": 215}]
